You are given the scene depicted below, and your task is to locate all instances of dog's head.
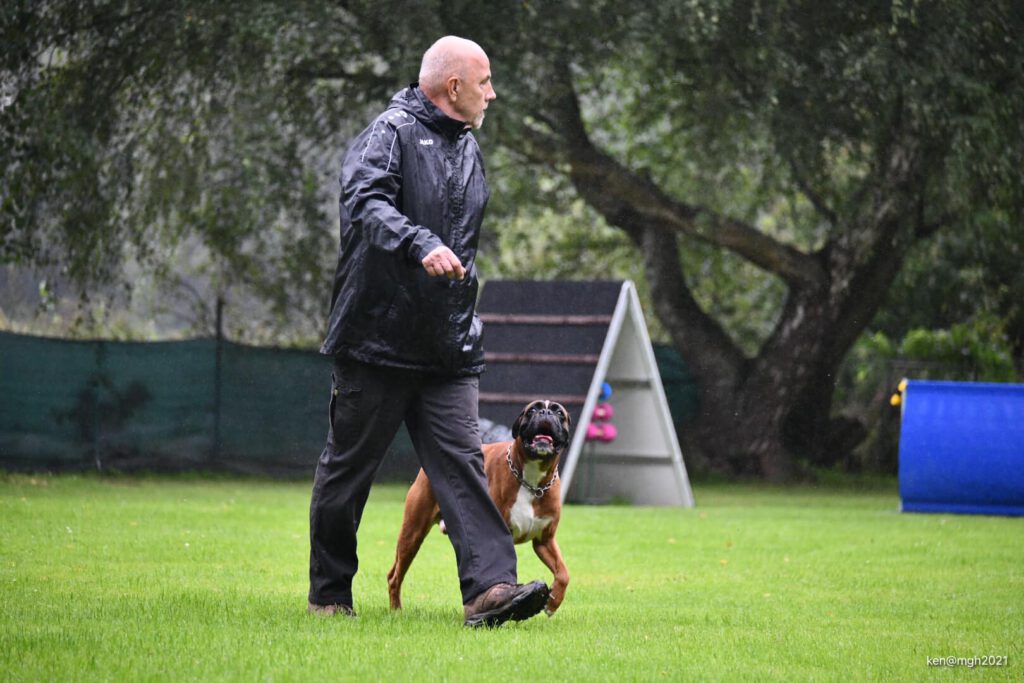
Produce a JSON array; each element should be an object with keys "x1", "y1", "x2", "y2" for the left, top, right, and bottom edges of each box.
[{"x1": 511, "y1": 400, "x2": 571, "y2": 461}]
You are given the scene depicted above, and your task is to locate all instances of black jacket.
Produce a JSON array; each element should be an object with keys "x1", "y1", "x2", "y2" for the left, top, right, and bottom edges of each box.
[{"x1": 320, "y1": 86, "x2": 488, "y2": 375}]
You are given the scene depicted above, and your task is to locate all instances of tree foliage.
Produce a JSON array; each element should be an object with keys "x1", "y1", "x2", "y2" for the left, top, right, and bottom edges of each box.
[
  {"x1": 477, "y1": 1, "x2": 1024, "y2": 478},
  {"x1": 2, "y1": 1, "x2": 428, "y2": 336},
  {"x1": 3, "y1": 1, "x2": 1022, "y2": 477}
]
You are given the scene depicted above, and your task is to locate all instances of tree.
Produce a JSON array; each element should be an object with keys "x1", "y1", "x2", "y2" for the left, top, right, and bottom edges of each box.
[
  {"x1": 3, "y1": 2, "x2": 1022, "y2": 478},
  {"x1": 2, "y1": 1, "x2": 429, "y2": 339},
  {"x1": 872, "y1": 207, "x2": 1024, "y2": 364},
  {"x1": 469, "y1": 1, "x2": 1024, "y2": 479}
]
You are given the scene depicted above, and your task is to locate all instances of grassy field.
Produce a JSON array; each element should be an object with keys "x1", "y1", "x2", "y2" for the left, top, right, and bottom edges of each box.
[{"x1": 0, "y1": 473, "x2": 1020, "y2": 682}]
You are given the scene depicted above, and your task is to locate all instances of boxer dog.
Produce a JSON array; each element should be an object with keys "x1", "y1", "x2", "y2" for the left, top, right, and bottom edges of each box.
[{"x1": 387, "y1": 400, "x2": 571, "y2": 616}]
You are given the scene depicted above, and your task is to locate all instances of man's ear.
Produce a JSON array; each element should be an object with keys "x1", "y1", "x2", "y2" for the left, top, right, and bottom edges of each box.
[{"x1": 446, "y1": 76, "x2": 460, "y2": 101}]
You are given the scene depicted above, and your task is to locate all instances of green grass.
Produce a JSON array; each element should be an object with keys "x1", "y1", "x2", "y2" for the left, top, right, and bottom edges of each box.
[{"x1": 1, "y1": 474, "x2": 1020, "y2": 682}]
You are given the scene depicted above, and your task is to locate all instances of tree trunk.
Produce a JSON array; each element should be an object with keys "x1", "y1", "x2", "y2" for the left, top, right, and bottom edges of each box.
[
  {"x1": 637, "y1": 223, "x2": 841, "y2": 480},
  {"x1": 517, "y1": 66, "x2": 929, "y2": 480}
]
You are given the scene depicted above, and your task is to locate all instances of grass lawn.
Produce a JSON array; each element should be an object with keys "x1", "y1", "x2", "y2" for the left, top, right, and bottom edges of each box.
[{"x1": 0, "y1": 473, "x2": 1020, "y2": 682}]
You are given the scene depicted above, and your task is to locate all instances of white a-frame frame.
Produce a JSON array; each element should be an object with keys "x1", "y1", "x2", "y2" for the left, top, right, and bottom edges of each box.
[{"x1": 560, "y1": 281, "x2": 695, "y2": 506}]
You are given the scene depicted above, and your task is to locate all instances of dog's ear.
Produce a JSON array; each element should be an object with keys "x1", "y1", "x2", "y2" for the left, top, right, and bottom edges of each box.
[
  {"x1": 554, "y1": 402, "x2": 571, "y2": 430},
  {"x1": 511, "y1": 408, "x2": 527, "y2": 439}
]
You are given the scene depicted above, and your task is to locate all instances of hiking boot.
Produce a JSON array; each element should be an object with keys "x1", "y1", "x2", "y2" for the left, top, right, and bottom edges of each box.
[
  {"x1": 463, "y1": 581, "x2": 549, "y2": 628},
  {"x1": 307, "y1": 602, "x2": 356, "y2": 617}
]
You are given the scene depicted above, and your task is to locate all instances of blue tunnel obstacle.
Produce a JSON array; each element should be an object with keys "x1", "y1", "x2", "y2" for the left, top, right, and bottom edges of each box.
[{"x1": 898, "y1": 380, "x2": 1024, "y2": 517}]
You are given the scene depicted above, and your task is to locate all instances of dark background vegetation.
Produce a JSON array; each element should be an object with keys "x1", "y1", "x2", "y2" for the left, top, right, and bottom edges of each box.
[{"x1": 2, "y1": 1, "x2": 1022, "y2": 480}]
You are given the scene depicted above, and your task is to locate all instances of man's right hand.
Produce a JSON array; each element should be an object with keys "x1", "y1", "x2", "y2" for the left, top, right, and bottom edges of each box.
[{"x1": 421, "y1": 245, "x2": 466, "y2": 280}]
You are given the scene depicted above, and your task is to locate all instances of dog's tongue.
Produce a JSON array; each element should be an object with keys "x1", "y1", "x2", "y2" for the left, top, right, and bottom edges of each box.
[{"x1": 532, "y1": 434, "x2": 554, "y2": 447}]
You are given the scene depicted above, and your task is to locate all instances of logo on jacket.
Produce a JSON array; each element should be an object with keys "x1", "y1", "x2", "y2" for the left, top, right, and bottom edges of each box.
[{"x1": 419, "y1": 139, "x2": 434, "y2": 146}]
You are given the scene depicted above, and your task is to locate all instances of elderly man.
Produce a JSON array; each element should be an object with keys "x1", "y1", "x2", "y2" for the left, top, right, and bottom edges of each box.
[{"x1": 308, "y1": 36, "x2": 549, "y2": 627}]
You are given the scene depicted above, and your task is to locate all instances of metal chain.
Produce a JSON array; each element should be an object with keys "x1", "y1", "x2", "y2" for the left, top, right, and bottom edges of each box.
[{"x1": 506, "y1": 443, "x2": 558, "y2": 498}]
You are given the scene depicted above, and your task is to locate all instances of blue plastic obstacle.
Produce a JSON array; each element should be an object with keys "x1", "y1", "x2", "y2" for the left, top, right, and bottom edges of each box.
[{"x1": 899, "y1": 380, "x2": 1024, "y2": 516}]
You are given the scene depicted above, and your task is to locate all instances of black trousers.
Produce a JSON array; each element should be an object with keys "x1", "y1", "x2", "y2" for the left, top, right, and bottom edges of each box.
[{"x1": 308, "y1": 356, "x2": 518, "y2": 607}]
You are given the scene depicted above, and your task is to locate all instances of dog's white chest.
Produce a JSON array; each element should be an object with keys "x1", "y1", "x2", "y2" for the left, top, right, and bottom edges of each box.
[{"x1": 508, "y1": 462, "x2": 553, "y2": 543}]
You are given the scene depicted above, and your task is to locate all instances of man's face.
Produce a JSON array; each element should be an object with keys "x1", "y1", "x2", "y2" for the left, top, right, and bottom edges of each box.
[{"x1": 453, "y1": 55, "x2": 496, "y2": 129}]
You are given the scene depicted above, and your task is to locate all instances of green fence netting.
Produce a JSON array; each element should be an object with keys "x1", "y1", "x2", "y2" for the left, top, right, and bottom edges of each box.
[{"x1": 0, "y1": 331, "x2": 698, "y2": 479}]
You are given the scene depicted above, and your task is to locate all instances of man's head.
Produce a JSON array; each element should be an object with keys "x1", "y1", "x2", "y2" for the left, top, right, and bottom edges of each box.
[{"x1": 418, "y1": 36, "x2": 496, "y2": 129}]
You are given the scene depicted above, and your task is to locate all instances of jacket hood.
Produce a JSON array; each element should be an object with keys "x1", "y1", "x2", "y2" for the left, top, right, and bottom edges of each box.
[{"x1": 391, "y1": 85, "x2": 470, "y2": 139}]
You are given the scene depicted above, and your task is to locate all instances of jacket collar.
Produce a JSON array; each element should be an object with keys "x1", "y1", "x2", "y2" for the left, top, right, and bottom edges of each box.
[{"x1": 393, "y1": 84, "x2": 470, "y2": 140}]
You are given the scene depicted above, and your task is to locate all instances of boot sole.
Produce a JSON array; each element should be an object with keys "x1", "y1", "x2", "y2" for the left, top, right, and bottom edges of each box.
[
  {"x1": 463, "y1": 581, "x2": 549, "y2": 628},
  {"x1": 307, "y1": 602, "x2": 356, "y2": 617}
]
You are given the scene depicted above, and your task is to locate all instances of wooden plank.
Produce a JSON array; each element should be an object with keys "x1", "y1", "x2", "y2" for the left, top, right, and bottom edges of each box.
[
  {"x1": 479, "y1": 392, "x2": 588, "y2": 406},
  {"x1": 479, "y1": 313, "x2": 613, "y2": 326},
  {"x1": 484, "y1": 352, "x2": 600, "y2": 365},
  {"x1": 578, "y1": 453, "x2": 674, "y2": 466}
]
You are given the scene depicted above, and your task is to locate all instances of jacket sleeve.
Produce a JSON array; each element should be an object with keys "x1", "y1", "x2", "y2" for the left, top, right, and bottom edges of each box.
[{"x1": 340, "y1": 115, "x2": 444, "y2": 263}]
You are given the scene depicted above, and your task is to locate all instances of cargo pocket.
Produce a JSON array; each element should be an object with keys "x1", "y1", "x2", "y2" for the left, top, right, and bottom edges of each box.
[
  {"x1": 326, "y1": 373, "x2": 339, "y2": 449},
  {"x1": 327, "y1": 370, "x2": 363, "y2": 449}
]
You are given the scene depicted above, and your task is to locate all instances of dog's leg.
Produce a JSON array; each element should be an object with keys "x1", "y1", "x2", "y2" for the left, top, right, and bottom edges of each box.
[
  {"x1": 532, "y1": 536, "x2": 569, "y2": 616},
  {"x1": 387, "y1": 469, "x2": 440, "y2": 610}
]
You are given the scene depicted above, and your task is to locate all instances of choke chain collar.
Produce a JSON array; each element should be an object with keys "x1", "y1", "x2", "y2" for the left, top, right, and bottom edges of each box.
[{"x1": 506, "y1": 443, "x2": 559, "y2": 498}]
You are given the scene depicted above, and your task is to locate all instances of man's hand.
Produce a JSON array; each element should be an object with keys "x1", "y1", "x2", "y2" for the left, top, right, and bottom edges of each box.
[{"x1": 421, "y1": 245, "x2": 466, "y2": 280}]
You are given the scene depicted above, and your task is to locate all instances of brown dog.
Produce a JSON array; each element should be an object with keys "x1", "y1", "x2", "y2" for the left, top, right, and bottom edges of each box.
[{"x1": 387, "y1": 400, "x2": 571, "y2": 616}]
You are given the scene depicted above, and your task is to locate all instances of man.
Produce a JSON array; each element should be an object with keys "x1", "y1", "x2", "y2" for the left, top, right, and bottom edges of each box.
[{"x1": 308, "y1": 36, "x2": 549, "y2": 628}]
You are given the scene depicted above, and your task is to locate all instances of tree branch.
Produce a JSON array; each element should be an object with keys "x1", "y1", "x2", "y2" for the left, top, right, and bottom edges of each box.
[
  {"x1": 784, "y1": 155, "x2": 837, "y2": 225},
  {"x1": 537, "y1": 64, "x2": 825, "y2": 289},
  {"x1": 640, "y1": 226, "x2": 746, "y2": 389},
  {"x1": 825, "y1": 130, "x2": 930, "y2": 364}
]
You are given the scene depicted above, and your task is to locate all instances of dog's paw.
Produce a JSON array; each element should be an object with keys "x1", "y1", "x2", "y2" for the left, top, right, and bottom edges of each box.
[{"x1": 544, "y1": 607, "x2": 555, "y2": 617}]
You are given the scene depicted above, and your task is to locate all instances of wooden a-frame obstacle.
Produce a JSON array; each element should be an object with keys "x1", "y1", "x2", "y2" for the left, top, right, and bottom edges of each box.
[{"x1": 476, "y1": 280, "x2": 694, "y2": 506}]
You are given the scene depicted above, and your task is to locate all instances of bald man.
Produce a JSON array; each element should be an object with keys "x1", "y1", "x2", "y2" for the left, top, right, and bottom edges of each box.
[{"x1": 308, "y1": 36, "x2": 549, "y2": 627}]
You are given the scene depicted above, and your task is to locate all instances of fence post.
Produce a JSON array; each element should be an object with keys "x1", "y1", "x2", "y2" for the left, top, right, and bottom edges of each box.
[
  {"x1": 93, "y1": 341, "x2": 105, "y2": 471},
  {"x1": 212, "y1": 297, "x2": 224, "y2": 463}
]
